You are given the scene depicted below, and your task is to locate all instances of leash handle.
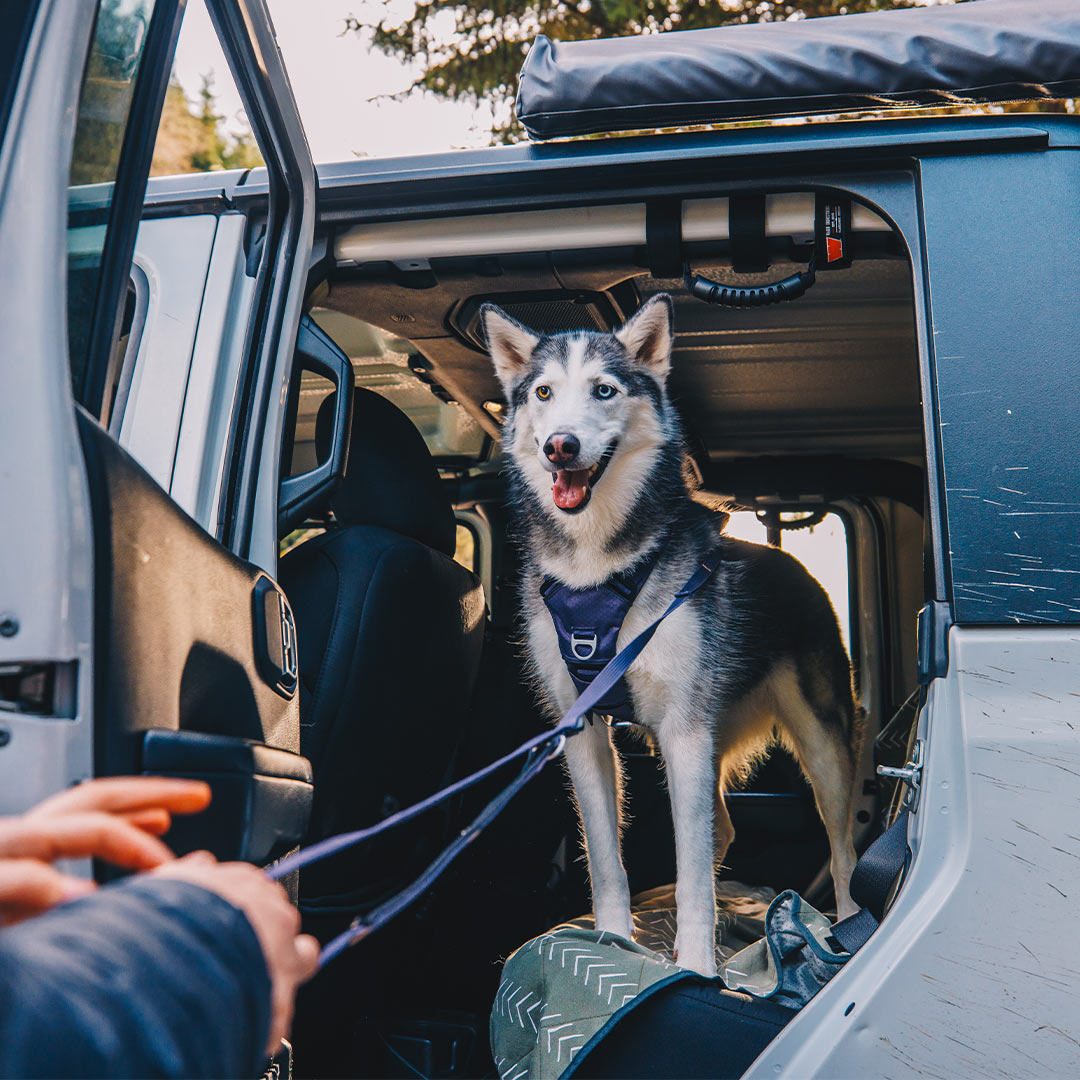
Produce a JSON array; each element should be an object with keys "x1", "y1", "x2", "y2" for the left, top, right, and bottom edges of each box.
[{"x1": 271, "y1": 544, "x2": 726, "y2": 965}]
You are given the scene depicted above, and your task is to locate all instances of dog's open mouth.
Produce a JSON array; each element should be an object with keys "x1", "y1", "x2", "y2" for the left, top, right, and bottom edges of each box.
[{"x1": 552, "y1": 441, "x2": 618, "y2": 513}]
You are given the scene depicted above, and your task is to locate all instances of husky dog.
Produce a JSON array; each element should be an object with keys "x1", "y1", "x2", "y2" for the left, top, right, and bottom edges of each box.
[{"x1": 482, "y1": 294, "x2": 862, "y2": 977}]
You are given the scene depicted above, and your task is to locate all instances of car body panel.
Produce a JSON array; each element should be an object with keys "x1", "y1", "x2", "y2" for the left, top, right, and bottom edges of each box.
[
  {"x1": 0, "y1": 1, "x2": 98, "y2": 814},
  {"x1": 748, "y1": 627, "x2": 1080, "y2": 1079}
]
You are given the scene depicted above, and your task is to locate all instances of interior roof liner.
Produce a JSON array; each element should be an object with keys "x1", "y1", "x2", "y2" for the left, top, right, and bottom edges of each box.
[{"x1": 515, "y1": 0, "x2": 1080, "y2": 140}]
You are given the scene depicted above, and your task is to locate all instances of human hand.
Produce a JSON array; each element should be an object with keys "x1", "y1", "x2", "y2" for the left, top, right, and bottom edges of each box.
[
  {"x1": 154, "y1": 852, "x2": 320, "y2": 1056},
  {"x1": 0, "y1": 777, "x2": 211, "y2": 924},
  {"x1": 28, "y1": 775, "x2": 212, "y2": 838}
]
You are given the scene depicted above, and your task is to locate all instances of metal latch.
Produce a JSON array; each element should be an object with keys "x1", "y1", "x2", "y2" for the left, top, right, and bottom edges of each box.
[{"x1": 877, "y1": 739, "x2": 924, "y2": 813}]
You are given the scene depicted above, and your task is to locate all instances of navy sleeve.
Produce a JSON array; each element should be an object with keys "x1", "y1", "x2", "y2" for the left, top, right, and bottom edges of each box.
[{"x1": 0, "y1": 876, "x2": 272, "y2": 1079}]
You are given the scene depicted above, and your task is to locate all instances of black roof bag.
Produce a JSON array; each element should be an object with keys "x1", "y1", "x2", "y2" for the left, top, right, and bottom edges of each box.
[{"x1": 516, "y1": 0, "x2": 1080, "y2": 140}]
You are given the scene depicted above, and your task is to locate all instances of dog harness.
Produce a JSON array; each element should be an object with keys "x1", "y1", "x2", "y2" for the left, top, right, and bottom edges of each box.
[{"x1": 540, "y1": 549, "x2": 663, "y2": 724}]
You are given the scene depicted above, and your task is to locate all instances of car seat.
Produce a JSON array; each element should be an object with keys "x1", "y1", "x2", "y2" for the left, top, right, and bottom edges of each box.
[{"x1": 279, "y1": 387, "x2": 486, "y2": 911}]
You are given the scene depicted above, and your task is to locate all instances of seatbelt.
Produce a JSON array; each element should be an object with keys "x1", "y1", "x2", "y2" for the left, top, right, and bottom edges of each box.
[
  {"x1": 830, "y1": 808, "x2": 912, "y2": 954},
  {"x1": 269, "y1": 544, "x2": 727, "y2": 967}
]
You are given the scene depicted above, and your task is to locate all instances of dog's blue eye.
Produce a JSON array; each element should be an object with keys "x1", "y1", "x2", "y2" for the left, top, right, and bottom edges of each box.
[
  {"x1": 535, "y1": 385, "x2": 551, "y2": 401},
  {"x1": 594, "y1": 383, "x2": 617, "y2": 400}
]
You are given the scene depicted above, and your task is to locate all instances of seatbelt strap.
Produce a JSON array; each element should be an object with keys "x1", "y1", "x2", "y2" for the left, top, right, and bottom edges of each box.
[
  {"x1": 829, "y1": 808, "x2": 911, "y2": 954},
  {"x1": 269, "y1": 544, "x2": 727, "y2": 966}
]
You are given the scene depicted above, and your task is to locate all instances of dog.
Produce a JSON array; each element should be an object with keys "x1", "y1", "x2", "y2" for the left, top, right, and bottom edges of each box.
[{"x1": 482, "y1": 294, "x2": 862, "y2": 977}]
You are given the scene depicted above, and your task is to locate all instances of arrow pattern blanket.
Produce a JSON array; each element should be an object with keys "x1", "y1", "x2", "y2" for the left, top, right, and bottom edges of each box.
[{"x1": 490, "y1": 882, "x2": 774, "y2": 1080}]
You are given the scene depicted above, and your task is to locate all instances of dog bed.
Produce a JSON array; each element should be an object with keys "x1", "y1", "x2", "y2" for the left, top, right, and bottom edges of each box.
[{"x1": 490, "y1": 881, "x2": 774, "y2": 1080}]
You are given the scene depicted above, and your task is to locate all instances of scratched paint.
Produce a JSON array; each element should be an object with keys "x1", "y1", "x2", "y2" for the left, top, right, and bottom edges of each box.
[
  {"x1": 746, "y1": 629, "x2": 1080, "y2": 1079},
  {"x1": 920, "y1": 152, "x2": 1080, "y2": 624}
]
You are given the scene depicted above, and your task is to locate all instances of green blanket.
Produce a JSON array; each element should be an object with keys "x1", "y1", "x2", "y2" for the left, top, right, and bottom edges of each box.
[{"x1": 490, "y1": 883, "x2": 773, "y2": 1080}]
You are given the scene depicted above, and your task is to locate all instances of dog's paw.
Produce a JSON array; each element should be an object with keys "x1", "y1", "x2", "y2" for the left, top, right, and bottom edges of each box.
[
  {"x1": 595, "y1": 908, "x2": 635, "y2": 942},
  {"x1": 835, "y1": 897, "x2": 860, "y2": 922},
  {"x1": 673, "y1": 937, "x2": 717, "y2": 978}
]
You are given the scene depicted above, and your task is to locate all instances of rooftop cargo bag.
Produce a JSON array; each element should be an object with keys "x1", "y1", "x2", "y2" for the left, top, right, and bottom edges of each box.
[{"x1": 516, "y1": 0, "x2": 1080, "y2": 140}]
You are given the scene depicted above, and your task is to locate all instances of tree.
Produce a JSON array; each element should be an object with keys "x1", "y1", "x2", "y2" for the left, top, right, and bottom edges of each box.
[
  {"x1": 344, "y1": 0, "x2": 922, "y2": 142},
  {"x1": 70, "y1": 0, "x2": 155, "y2": 185},
  {"x1": 150, "y1": 74, "x2": 262, "y2": 177}
]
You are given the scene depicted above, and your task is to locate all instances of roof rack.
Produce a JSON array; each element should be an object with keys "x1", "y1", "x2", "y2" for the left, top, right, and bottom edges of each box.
[{"x1": 516, "y1": 0, "x2": 1080, "y2": 141}]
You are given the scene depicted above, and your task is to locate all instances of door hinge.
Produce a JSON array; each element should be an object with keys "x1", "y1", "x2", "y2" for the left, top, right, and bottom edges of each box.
[
  {"x1": 917, "y1": 601, "x2": 951, "y2": 685},
  {"x1": 877, "y1": 739, "x2": 924, "y2": 813}
]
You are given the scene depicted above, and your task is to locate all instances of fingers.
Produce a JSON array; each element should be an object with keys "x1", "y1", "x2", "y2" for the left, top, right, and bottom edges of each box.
[
  {"x1": 31, "y1": 777, "x2": 212, "y2": 819},
  {"x1": 120, "y1": 807, "x2": 172, "y2": 836},
  {"x1": 0, "y1": 812, "x2": 176, "y2": 869},
  {"x1": 266, "y1": 934, "x2": 321, "y2": 1057},
  {"x1": 0, "y1": 859, "x2": 96, "y2": 925},
  {"x1": 294, "y1": 934, "x2": 321, "y2": 983}
]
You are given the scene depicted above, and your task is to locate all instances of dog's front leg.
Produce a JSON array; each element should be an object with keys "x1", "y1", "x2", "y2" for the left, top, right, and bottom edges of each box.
[
  {"x1": 563, "y1": 720, "x2": 634, "y2": 940},
  {"x1": 658, "y1": 718, "x2": 718, "y2": 977}
]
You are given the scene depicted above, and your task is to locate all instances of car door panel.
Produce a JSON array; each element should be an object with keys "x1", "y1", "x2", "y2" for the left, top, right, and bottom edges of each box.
[
  {"x1": 0, "y1": 0, "x2": 318, "y2": 863},
  {"x1": 0, "y1": 1, "x2": 98, "y2": 815},
  {"x1": 118, "y1": 214, "x2": 218, "y2": 486},
  {"x1": 77, "y1": 409, "x2": 309, "y2": 860},
  {"x1": 77, "y1": 410, "x2": 300, "y2": 763},
  {"x1": 170, "y1": 211, "x2": 256, "y2": 528}
]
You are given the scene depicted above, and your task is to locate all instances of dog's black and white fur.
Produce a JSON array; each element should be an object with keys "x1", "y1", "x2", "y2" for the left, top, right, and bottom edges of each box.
[{"x1": 482, "y1": 294, "x2": 861, "y2": 976}]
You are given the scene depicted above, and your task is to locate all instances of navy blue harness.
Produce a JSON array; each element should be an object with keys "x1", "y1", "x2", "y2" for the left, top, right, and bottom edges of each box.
[{"x1": 540, "y1": 550, "x2": 662, "y2": 724}]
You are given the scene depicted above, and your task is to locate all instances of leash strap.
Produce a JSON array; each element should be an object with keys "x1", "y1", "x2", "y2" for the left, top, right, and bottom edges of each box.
[
  {"x1": 318, "y1": 746, "x2": 555, "y2": 965},
  {"x1": 271, "y1": 543, "x2": 727, "y2": 966}
]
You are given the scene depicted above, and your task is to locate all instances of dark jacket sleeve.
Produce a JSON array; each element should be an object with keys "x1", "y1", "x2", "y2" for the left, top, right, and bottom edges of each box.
[{"x1": 0, "y1": 876, "x2": 272, "y2": 1079}]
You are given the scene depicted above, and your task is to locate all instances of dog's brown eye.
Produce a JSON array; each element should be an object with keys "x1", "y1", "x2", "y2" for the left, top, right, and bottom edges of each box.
[{"x1": 535, "y1": 385, "x2": 551, "y2": 400}]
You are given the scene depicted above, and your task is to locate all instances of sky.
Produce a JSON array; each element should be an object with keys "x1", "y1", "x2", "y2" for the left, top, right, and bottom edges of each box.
[
  {"x1": 170, "y1": 0, "x2": 964, "y2": 165},
  {"x1": 171, "y1": 0, "x2": 496, "y2": 163}
]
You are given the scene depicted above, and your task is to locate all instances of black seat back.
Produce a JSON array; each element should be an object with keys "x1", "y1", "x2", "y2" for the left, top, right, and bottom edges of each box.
[{"x1": 280, "y1": 388, "x2": 486, "y2": 909}]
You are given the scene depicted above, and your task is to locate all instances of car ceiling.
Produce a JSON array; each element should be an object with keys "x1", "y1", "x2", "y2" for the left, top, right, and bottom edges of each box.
[{"x1": 315, "y1": 251, "x2": 920, "y2": 465}]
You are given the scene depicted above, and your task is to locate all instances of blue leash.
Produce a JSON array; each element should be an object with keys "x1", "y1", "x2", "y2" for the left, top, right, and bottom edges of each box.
[{"x1": 270, "y1": 544, "x2": 726, "y2": 966}]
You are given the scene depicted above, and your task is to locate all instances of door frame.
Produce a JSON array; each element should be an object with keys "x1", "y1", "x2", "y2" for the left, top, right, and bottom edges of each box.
[{"x1": 208, "y1": 0, "x2": 316, "y2": 573}]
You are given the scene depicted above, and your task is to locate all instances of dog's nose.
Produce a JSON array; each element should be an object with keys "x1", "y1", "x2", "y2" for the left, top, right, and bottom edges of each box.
[{"x1": 544, "y1": 433, "x2": 580, "y2": 465}]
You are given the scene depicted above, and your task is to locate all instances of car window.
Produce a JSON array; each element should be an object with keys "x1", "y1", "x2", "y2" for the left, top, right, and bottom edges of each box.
[
  {"x1": 67, "y1": 0, "x2": 158, "y2": 415},
  {"x1": 454, "y1": 522, "x2": 476, "y2": 574},
  {"x1": 149, "y1": 0, "x2": 261, "y2": 177},
  {"x1": 725, "y1": 509, "x2": 851, "y2": 654},
  {"x1": 0, "y1": 1, "x2": 37, "y2": 145}
]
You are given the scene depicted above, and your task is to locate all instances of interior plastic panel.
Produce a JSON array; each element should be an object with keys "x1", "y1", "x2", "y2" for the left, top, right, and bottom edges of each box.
[
  {"x1": 142, "y1": 730, "x2": 312, "y2": 863},
  {"x1": 76, "y1": 409, "x2": 301, "y2": 793}
]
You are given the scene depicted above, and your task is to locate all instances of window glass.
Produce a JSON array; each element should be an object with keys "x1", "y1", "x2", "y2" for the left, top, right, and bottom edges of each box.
[
  {"x1": 0, "y1": 1, "x2": 37, "y2": 145},
  {"x1": 724, "y1": 509, "x2": 851, "y2": 654},
  {"x1": 150, "y1": 0, "x2": 261, "y2": 177},
  {"x1": 285, "y1": 370, "x2": 336, "y2": 478},
  {"x1": 66, "y1": 0, "x2": 158, "y2": 404},
  {"x1": 311, "y1": 309, "x2": 488, "y2": 462},
  {"x1": 454, "y1": 523, "x2": 476, "y2": 574}
]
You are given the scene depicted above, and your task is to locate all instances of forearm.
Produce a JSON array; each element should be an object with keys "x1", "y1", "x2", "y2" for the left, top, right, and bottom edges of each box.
[{"x1": 0, "y1": 876, "x2": 271, "y2": 1079}]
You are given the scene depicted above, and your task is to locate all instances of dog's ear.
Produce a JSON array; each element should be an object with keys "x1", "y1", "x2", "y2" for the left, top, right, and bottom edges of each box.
[
  {"x1": 480, "y1": 304, "x2": 540, "y2": 394},
  {"x1": 615, "y1": 294, "x2": 673, "y2": 379}
]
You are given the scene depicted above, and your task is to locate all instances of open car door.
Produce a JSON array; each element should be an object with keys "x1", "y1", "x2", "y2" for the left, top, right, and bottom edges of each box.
[{"x1": 0, "y1": 0, "x2": 318, "y2": 867}]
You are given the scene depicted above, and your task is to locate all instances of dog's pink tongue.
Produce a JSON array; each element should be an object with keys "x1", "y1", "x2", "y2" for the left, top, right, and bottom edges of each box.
[{"x1": 553, "y1": 469, "x2": 590, "y2": 509}]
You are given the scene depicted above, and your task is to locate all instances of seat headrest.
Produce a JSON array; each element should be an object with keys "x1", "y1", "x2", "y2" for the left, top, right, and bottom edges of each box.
[{"x1": 316, "y1": 387, "x2": 456, "y2": 556}]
